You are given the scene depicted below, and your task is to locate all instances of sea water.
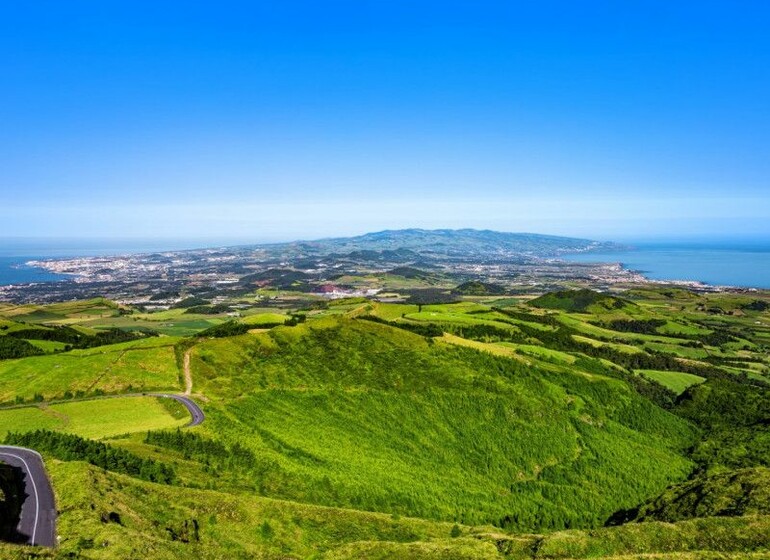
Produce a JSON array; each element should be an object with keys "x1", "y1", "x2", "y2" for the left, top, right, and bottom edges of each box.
[
  {"x1": 2, "y1": 238, "x2": 769, "y2": 289},
  {"x1": 0, "y1": 256, "x2": 71, "y2": 285},
  {"x1": 562, "y1": 241, "x2": 770, "y2": 289},
  {"x1": 0, "y1": 237, "x2": 250, "y2": 287}
]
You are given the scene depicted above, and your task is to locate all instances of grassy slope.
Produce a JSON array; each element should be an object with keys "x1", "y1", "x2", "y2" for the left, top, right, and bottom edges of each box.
[
  {"x1": 632, "y1": 467, "x2": 770, "y2": 522},
  {"x1": 638, "y1": 370, "x2": 706, "y2": 395},
  {"x1": 2, "y1": 460, "x2": 767, "y2": 560},
  {"x1": 0, "y1": 396, "x2": 189, "y2": 439},
  {"x1": 45, "y1": 461, "x2": 471, "y2": 560},
  {"x1": 187, "y1": 318, "x2": 695, "y2": 530},
  {"x1": 241, "y1": 312, "x2": 289, "y2": 325},
  {"x1": 0, "y1": 338, "x2": 181, "y2": 402},
  {"x1": 2, "y1": 290, "x2": 769, "y2": 558},
  {"x1": 0, "y1": 298, "x2": 120, "y2": 323}
]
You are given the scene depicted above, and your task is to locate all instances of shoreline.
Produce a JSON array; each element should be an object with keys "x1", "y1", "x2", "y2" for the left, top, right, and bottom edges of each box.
[{"x1": 561, "y1": 247, "x2": 770, "y2": 291}]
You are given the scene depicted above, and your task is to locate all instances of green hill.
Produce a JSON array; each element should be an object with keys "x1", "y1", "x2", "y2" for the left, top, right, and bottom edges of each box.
[
  {"x1": 188, "y1": 318, "x2": 695, "y2": 530},
  {"x1": 3, "y1": 458, "x2": 762, "y2": 560},
  {"x1": 630, "y1": 467, "x2": 770, "y2": 522},
  {"x1": 1, "y1": 289, "x2": 769, "y2": 559},
  {"x1": 528, "y1": 289, "x2": 633, "y2": 313},
  {"x1": 283, "y1": 228, "x2": 618, "y2": 258},
  {"x1": 238, "y1": 268, "x2": 312, "y2": 290},
  {"x1": 387, "y1": 266, "x2": 441, "y2": 281},
  {"x1": 452, "y1": 281, "x2": 507, "y2": 296}
]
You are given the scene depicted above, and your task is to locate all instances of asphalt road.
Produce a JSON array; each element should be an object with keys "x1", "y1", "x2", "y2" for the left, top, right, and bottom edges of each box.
[
  {"x1": 0, "y1": 393, "x2": 204, "y2": 548},
  {"x1": 0, "y1": 446, "x2": 57, "y2": 547},
  {"x1": 150, "y1": 393, "x2": 205, "y2": 427},
  {"x1": 0, "y1": 392, "x2": 205, "y2": 427}
]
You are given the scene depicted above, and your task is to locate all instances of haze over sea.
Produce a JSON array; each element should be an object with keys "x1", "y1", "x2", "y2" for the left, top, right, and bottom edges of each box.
[{"x1": 1, "y1": 235, "x2": 768, "y2": 290}]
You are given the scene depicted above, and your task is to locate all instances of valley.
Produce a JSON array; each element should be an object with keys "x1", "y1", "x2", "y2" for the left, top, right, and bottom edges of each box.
[
  {"x1": 0, "y1": 243, "x2": 768, "y2": 558},
  {"x1": 5, "y1": 0, "x2": 769, "y2": 555}
]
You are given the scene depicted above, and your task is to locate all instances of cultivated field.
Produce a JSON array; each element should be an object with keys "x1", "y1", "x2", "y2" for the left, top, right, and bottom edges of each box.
[{"x1": 1, "y1": 286, "x2": 769, "y2": 558}]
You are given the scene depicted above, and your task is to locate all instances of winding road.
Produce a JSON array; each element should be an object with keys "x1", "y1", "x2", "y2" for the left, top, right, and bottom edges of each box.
[
  {"x1": 150, "y1": 393, "x2": 205, "y2": 427},
  {"x1": 0, "y1": 446, "x2": 57, "y2": 547},
  {"x1": 0, "y1": 393, "x2": 204, "y2": 547}
]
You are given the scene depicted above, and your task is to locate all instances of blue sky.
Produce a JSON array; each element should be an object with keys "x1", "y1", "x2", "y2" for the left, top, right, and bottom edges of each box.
[{"x1": 1, "y1": 1, "x2": 769, "y2": 242}]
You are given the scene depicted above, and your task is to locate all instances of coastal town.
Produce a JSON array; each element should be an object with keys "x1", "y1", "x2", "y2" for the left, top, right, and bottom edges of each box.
[{"x1": 0, "y1": 230, "x2": 731, "y2": 305}]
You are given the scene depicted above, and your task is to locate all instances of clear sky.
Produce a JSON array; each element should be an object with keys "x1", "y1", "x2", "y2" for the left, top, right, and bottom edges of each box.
[{"x1": 1, "y1": 1, "x2": 769, "y2": 243}]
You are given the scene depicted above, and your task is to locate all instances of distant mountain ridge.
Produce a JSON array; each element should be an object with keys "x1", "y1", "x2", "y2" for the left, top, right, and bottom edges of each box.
[{"x1": 270, "y1": 228, "x2": 620, "y2": 258}]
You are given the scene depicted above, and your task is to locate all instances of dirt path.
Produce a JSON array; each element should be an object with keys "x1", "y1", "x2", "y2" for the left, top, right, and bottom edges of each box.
[
  {"x1": 183, "y1": 348, "x2": 193, "y2": 395},
  {"x1": 84, "y1": 350, "x2": 127, "y2": 393},
  {"x1": 37, "y1": 403, "x2": 70, "y2": 427}
]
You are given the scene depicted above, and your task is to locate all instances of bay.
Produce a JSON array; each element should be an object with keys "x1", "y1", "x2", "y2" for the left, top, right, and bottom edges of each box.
[
  {"x1": 0, "y1": 237, "x2": 257, "y2": 287},
  {"x1": 562, "y1": 242, "x2": 770, "y2": 289},
  {"x1": 0, "y1": 257, "x2": 72, "y2": 285}
]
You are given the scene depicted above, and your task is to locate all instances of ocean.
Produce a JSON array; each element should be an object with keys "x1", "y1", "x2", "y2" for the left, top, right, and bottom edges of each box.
[
  {"x1": 562, "y1": 241, "x2": 770, "y2": 289},
  {"x1": 1, "y1": 239, "x2": 769, "y2": 289},
  {"x1": 0, "y1": 237, "x2": 260, "y2": 287},
  {"x1": 0, "y1": 240, "x2": 169, "y2": 286},
  {"x1": 0, "y1": 257, "x2": 72, "y2": 285}
]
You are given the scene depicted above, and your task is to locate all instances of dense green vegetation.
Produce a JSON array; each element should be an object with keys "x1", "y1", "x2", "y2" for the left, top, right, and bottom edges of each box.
[
  {"x1": 144, "y1": 429, "x2": 261, "y2": 476},
  {"x1": 528, "y1": 289, "x2": 629, "y2": 312},
  {"x1": 604, "y1": 318, "x2": 667, "y2": 334},
  {"x1": 0, "y1": 286, "x2": 769, "y2": 558},
  {"x1": 675, "y1": 380, "x2": 770, "y2": 473},
  {"x1": 0, "y1": 336, "x2": 43, "y2": 359},
  {"x1": 452, "y1": 281, "x2": 507, "y2": 296},
  {"x1": 630, "y1": 467, "x2": 770, "y2": 522},
  {"x1": 187, "y1": 318, "x2": 695, "y2": 530},
  {"x1": 195, "y1": 320, "x2": 252, "y2": 338},
  {"x1": 5, "y1": 430, "x2": 175, "y2": 483}
]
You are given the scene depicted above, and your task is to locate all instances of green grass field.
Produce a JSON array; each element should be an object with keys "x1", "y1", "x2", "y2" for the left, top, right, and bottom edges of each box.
[
  {"x1": 402, "y1": 311, "x2": 519, "y2": 330},
  {"x1": 557, "y1": 314, "x2": 691, "y2": 344},
  {"x1": 0, "y1": 396, "x2": 188, "y2": 439},
  {"x1": 370, "y1": 302, "x2": 420, "y2": 320},
  {"x1": 185, "y1": 318, "x2": 695, "y2": 530},
  {"x1": 499, "y1": 342, "x2": 578, "y2": 364},
  {"x1": 240, "y1": 312, "x2": 289, "y2": 325},
  {"x1": 1, "y1": 287, "x2": 769, "y2": 559},
  {"x1": 638, "y1": 369, "x2": 706, "y2": 394},
  {"x1": 571, "y1": 334, "x2": 645, "y2": 354},
  {"x1": 92, "y1": 313, "x2": 226, "y2": 336},
  {"x1": 24, "y1": 339, "x2": 69, "y2": 353},
  {"x1": 11, "y1": 446, "x2": 766, "y2": 560},
  {"x1": 0, "y1": 339, "x2": 182, "y2": 402}
]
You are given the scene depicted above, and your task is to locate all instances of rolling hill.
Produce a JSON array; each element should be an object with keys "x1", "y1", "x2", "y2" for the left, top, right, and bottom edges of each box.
[
  {"x1": 270, "y1": 228, "x2": 620, "y2": 258},
  {"x1": 0, "y1": 286, "x2": 769, "y2": 558}
]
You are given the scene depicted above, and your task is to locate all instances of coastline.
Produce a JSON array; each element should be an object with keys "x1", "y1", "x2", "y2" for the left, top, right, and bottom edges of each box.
[
  {"x1": 0, "y1": 257, "x2": 74, "y2": 287},
  {"x1": 3, "y1": 238, "x2": 769, "y2": 301},
  {"x1": 561, "y1": 244, "x2": 770, "y2": 290}
]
